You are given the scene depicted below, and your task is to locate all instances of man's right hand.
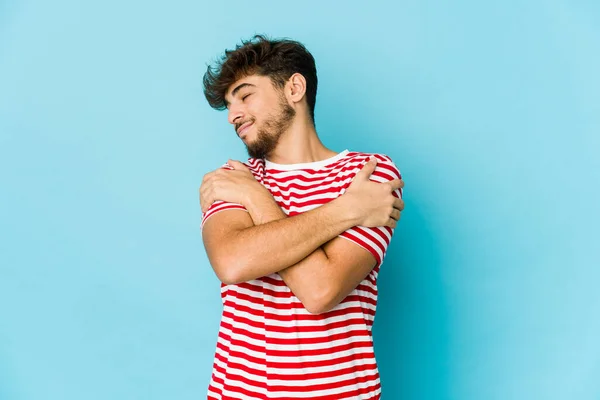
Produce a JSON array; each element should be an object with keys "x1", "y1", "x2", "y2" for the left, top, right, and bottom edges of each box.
[{"x1": 341, "y1": 156, "x2": 404, "y2": 229}]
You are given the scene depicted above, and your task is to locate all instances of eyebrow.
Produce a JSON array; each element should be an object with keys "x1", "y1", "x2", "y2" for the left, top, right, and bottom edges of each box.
[{"x1": 225, "y1": 83, "x2": 256, "y2": 107}]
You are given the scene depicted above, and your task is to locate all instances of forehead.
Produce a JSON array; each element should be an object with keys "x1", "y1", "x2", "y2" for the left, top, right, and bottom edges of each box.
[{"x1": 224, "y1": 75, "x2": 272, "y2": 104}]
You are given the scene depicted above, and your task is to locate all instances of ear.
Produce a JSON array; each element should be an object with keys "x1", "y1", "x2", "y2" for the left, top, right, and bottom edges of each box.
[{"x1": 287, "y1": 73, "x2": 307, "y2": 103}]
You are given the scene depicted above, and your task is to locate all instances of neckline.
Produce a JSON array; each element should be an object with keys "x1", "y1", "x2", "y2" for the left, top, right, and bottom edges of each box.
[{"x1": 264, "y1": 149, "x2": 350, "y2": 171}]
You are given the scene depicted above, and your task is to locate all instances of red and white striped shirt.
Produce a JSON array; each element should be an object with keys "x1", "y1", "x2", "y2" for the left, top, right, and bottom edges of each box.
[{"x1": 201, "y1": 149, "x2": 402, "y2": 400}]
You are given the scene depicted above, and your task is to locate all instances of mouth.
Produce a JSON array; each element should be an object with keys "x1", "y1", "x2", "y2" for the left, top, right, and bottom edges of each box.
[{"x1": 237, "y1": 121, "x2": 254, "y2": 137}]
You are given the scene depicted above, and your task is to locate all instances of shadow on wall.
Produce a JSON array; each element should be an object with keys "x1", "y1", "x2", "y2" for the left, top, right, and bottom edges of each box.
[{"x1": 373, "y1": 199, "x2": 451, "y2": 400}]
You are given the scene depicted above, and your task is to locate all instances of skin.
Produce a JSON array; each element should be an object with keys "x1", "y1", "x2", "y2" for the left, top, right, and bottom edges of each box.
[{"x1": 199, "y1": 72, "x2": 405, "y2": 314}]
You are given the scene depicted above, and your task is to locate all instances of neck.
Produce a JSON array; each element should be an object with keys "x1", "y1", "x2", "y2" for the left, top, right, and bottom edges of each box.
[{"x1": 266, "y1": 117, "x2": 338, "y2": 164}]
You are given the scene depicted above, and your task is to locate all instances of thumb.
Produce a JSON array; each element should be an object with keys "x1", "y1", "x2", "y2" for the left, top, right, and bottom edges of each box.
[{"x1": 356, "y1": 156, "x2": 378, "y2": 179}]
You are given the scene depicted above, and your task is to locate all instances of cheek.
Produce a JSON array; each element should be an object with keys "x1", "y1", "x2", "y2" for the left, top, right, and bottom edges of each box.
[
  {"x1": 246, "y1": 106, "x2": 262, "y2": 125},
  {"x1": 248, "y1": 95, "x2": 271, "y2": 118}
]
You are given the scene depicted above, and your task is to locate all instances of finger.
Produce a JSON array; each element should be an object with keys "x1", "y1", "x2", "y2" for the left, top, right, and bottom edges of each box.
[
  {"x1": 202, "y1": 193, "x2": 213, "y2": 214},
  {"x1": 388, "y1": 179, "x2": 404, "y2": 191},
  {"x1": 200, "y1": 192, "x2": 207, "y2": 213},
  {"x1": 202, "y1": 171, "x2": 215, "y2": 183},
  {"x1": 390, "y1": 208, "x2": 401, "y2": 221},
  {"x1": 199, "y1": 185, "x2": 205, "y2": 210},
  {"x1": 200, "y1": 185, "x2": 211, "y2": 213},
  {"x1": 386, "y1": 218, "x2": 397, "y2": 229},
  {"x1": 393, "y1": 198, "x2": 404, "y2": 211},
  {"x1": 199, "y1": 180, "x2": 209, "y2": 194},
  {"x1": 356, "y1": 156, "x2": 378, "y2": 180},
  {"x1": 227, "y1": 159, "x2": 248, "y2": 171}
]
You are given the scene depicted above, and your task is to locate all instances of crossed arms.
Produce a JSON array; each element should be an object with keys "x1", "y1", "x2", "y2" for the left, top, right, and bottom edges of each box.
[{"x1": 200, "y1": 156, "x2": 404, "y2": 314}]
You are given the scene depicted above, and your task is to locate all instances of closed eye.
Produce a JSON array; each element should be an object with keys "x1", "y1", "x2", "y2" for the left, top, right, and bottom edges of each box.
[{"x1": 242, "y1": 93, "x2": 252, "y2": 101}]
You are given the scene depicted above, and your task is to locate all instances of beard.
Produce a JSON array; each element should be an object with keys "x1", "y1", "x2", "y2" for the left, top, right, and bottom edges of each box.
[{"x1": 244, "y1": 95, "x2": 296, "y2": 159}]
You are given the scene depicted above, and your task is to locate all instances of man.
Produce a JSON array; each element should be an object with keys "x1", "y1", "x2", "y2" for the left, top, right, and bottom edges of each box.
[{"x1": 199, "y1": 34, "x2": 404, "y2": 400}]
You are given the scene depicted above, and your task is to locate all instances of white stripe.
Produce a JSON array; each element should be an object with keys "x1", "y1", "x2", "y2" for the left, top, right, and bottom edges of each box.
[
  {"x1": 214, "y1": 347, "x2": 266, "y2": 377},
  {"x1": 268, "y1": 365, "x2": 379, "y2": 387},
  {"x1": 220, "y1": 311, "x2": 370, "y2": 341},
  {"x1": 265, "y1": 158, "x2": 367, "y2": 180},
  {"x1": 262, "y1": 172, "x2": 355, "y2": 195},
  {"x1": 262, "y1": 311, "x2": 370, "y2": 329},
  {"x1": 259, "y1": 356, "x2": 378, "y2": 376},
  {"x1": 270, "y1": 190, "x2": 341, "y2": 206},
  {"x1": 225, "y1": 286, "x2": 376, "y2": 316},
  {"x1": 266, "y1": 346, "x2": 376, "y2": 364},
  {"x1": 269, "y1": 375, "x2": 380, "y2": 399},
  {"x1": 339, "y1": 231, "x2": 384, "y2": 263},
  {"x1": 266, "y1": 333, "x2": 373, "y2": 352},
  {"x1": 217, "y1": 324, "x2": 266, "y2": 354},
  {"x1": 345, "y1": 227, "x2": 388, "y2": 258}
]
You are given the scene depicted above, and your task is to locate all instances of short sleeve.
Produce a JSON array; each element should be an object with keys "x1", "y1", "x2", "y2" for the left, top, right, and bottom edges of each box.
[
  {"x1": 201, "y1": 200, "x2": 248, "y2": 229},
  {"x1": 200, "y1": 163, "x2": 249, "y2": 230},
  {"x1": 338, "y1": 154, "x2": 403, "y2": 269}
]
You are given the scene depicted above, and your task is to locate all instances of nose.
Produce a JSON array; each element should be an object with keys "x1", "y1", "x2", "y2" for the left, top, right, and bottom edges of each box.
[{"x1": 227, "y1": 103, "x2": 244, "y2": 126}]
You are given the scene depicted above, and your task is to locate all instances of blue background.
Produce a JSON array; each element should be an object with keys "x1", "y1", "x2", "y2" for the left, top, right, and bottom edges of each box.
[{"x1": 1, "y1": 0, "x2": 599, "y2": 399}]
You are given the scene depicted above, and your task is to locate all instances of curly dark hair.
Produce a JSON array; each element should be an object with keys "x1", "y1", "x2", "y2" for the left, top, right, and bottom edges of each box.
[{"x1": 203, "y1": 34, "x2": 318, "y2": 124}]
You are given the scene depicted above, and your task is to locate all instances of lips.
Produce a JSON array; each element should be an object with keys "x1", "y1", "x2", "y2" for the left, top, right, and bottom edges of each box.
[{"x1": 237, "y1": 122, "x2": 253, "y2": 137}]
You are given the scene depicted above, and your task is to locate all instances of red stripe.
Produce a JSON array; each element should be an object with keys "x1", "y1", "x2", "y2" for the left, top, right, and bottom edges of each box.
[
  {"x1": 267, "y1": 361, "x2": 378, "y2": 380},
  {"x1": 339, "y1": 231, "x2": 382, "y2": 267},
  {"x1": 267, "y1": 181, "x2": 349, "y2": 203},
  {"x1": 266, "y1": 351, "x2": 377, "y2": 370},
  {"x1": 226, "y1": 287, "x2": 377, "y2": 311},
  {"x1": 267, "y1": 370, "x2": 379, "y2": 392},
  {"x1": 264, "y1": 340, "x2": 375, "y2": 358},
  {"x1": 212, "y1": 353, "x2": 266, "y2": 382},
  {"x1": 266, "y1": 160, "x2": 367, "y2": 182},
  {"x1": 304, "y1": 381, "x2": 381, "y2": 400}
]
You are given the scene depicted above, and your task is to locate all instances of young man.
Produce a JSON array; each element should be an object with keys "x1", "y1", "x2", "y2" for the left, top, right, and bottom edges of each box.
[{"x1": 199, "y1": 34, "x2": 404, "y2": 400}]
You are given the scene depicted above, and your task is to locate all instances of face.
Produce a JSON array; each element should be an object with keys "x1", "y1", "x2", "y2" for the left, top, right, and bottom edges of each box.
[{"x1": 225, "y1": 75, "x2": 296, "y2": 159}]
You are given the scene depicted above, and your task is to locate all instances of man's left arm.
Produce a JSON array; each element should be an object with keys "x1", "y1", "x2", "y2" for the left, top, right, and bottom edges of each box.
[{"x1": 239, "y1": 191, "x2": 385, "y2": 314}]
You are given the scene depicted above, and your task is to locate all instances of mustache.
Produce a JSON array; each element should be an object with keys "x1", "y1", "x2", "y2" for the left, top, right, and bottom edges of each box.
[{"x1": 235, "y1": 119, "x2": 255, "y2": 133}]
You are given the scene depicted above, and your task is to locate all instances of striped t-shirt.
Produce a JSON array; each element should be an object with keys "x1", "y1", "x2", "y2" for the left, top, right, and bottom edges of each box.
[{"x1": 201, "y1": 149, "x2": 402, "y2": 400}]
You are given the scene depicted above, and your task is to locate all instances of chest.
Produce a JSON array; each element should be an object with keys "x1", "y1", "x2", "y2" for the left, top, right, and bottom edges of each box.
[{"x1": 257, "y1": 169, "x2": 357, "y2": 216}]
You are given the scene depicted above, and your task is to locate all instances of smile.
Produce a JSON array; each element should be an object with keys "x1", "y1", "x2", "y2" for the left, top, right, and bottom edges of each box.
[{"x1": 239, "y1": 122, "x2": 254, "y2": 137}]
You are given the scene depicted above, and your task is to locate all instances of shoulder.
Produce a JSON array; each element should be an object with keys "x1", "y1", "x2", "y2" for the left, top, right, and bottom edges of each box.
[
  {"x1": 343, "y1": 151, "x2": 403, "y2": 199},
  {"x1": 217, "y1": 157, "x2": 265, "y2": 177},
  {"x1": 344, "y1": 151, "x2": 402, "y2": 178}
]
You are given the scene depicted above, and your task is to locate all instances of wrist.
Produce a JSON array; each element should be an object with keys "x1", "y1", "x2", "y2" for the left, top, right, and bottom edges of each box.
[
  {"x1": 331, "y1": 192, "x2": 361, "y2": 227},
  {"x1": 245, "y1": 188, "x2": 286, "y2": 224}
]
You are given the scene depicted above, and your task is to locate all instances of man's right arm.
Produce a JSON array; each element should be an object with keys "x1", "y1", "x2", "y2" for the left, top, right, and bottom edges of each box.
[{"x1": 201, "y1": 192, "x2": 359, "y2": 285}]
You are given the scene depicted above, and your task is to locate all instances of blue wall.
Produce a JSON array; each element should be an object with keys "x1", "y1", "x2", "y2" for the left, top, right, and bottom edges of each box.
[{"x1": 1, "y1": 1, "x2": 598, "y2": 399}]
